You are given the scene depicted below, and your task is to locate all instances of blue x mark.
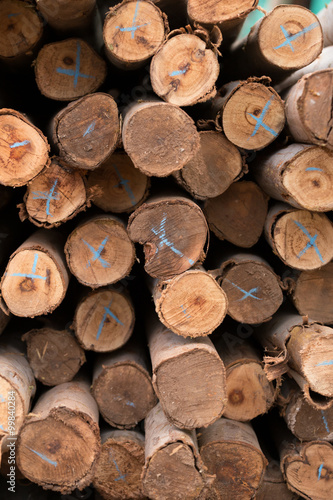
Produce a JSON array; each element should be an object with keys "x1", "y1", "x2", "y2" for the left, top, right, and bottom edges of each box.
[
  {"x1": 56, "y1": 41, "x2": 94, "y2": 88},
  {"x1": 274, "y1": 23, "x2": 319, "y2": 52},
  {"x1": 109, "y1": 451, "x2": 126, "y2": 482},
  {"x1": 32, "y1": 179, "x2": 59, "y2": 217},
  {"x1": 248, "y1": 97, "x2": 278, "y2": 138},
  {"x1": 82, "y1": 236, "x2": 110, "y2": 268},
  {"x1": 113, "y1": 164, "x2": 136, "y2": 206},
  {"x1": 226, "y1": 280, "x2": 262, "y2": 302},
  {"x1": 96, "y1": 300, "x2": 124, "y2": 340},
  {"x1": 152, "y1": 214, "x2": 195, "y2": 265},
  {"x1": 8, "y1": 253, "x2": 47, "y2": 281},
  {"x1": 294, "y1": 220, "x2": 324, "y2": 264},
  {"x1": 116, "y1": 1, "x2": 150, "y2": 39}
]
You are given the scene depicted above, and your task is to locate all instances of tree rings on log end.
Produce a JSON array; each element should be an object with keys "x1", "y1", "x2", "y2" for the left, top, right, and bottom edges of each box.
[{"x1": 187, "y1": 0, "x2": 258, "y2": 27}]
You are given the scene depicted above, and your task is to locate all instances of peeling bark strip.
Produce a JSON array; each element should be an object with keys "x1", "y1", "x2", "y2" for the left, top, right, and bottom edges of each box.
[
  {"x1": 0, "y1": 109, "x2": 50, "y2": 187},
  {"x1": 93, "y1": 429, "x2": 145, "y2": 500},
  {"x1": 253, "y1": 144, "x2": 333, "y2": 212},
  {"x1": 147, "y1": 322, "x2": 226, "y2": 429},
  {"x1": 217, "y1": 253, "x2": 283, "y2": 325},
  {"x1": 143, "y1": 403, "x2": 210, "y2": 500},
  {"x1": 73, "y1": 287, "x2": 135, "y2": 352},
  {"x1": 17, "y1": 380, "x2": 101, "y2": 494},
  {"x1": 52, "y1": 93, "x2": 120, "y2": 171},
  {"x1": 173, "y1": 131, "x2": 243, "y2": 201},
  {"x1": 152, "y1": 268, "x2": 228, "y2": 338},
  {"x1": 265, "y1": 203, "x2": 333, "y2": 270},
  {"x1": 204, "y1": 181, "x2": 268, "y2": 248},
  {"x1": 122, "y1": 101, "x2": 200, "y2": 177},
  {"x1": 256, "y1": 457, "x2": 297, "y2": 500},
  {"x1": 37, "y1": 0, "x2": 96, "y2": 31},
  {"x1": 65, "y1": 215, "x2": 135, "y2": 288},
  {"x1": 128, "y1": 196, "x2": 208, "y2": 279},
  {"x1": 92, "y1": 343, "x2": 157, "y2": 429},
  {"x1": 103, "y1": 0, "x2": 168, "y2": 70},
  {"x1": 22, "y1": 327, "x2": 86, "y2": 386},
  {"x1": 1, "y1": 230, "x2": 69, "y2": 318},
  {"x1": 34, "y1": 38, "x2": 107, "y2": 101},
  {"x1": 198, "y1": 418, "x2": 267, "y2": 500}
]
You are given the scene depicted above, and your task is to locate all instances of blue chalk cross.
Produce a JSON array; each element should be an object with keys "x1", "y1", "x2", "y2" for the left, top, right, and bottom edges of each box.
[
  {"x1": 116, "y1": 1, "x2": 150, "y2": 39},
  {"x1": 32, "y1": 179, "x2": 59, "y2": 217},
  {"x1": 96, "y1": 300, "x2": 124, "y2": 340},
  {"x1": 293, "y1": 220, "x2": 325, "y2": 264},
  {"x1": 113, "y1": 164, "x2": 136, "y2": 206},
  {"x1": 56, "y1": 41, "x2": 94, "y2": 88},
  {"x1": 226, "y1": 280, "x2": 262, "y2": 302},
  {"x1": 248, "y1": 97, "x2": 278, "y2": 138},
  {"x1": 274, "y1": 22, "x2": 319, "y2": 52},
  {"x1": 82, "y1": 236, "x2": 111, "y2": 269},
  {"x1": 109, "y1": 450, "x2": 126, "y2": 482},
  {"x1": 151, "y1": 214, "x2": 195, "y2": 266},
  {"x1": 8, "y1": 253, "x2": 47, "y2": 282}
]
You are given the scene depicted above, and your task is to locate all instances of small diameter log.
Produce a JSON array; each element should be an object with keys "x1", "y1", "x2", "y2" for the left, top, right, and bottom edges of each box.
[
  {"x1": 0, "y1": 108, "x2": 50, "y2": 187},
  {"x1": 122, "y1": 100, "x2": 200, "y2": 177},
  {"x1": 265, "y1": 203, "x2": 333, "y2": 270},
  {"x1": 16, "y1": 380, "x2": 100, "y2": 493},
  {"x1": 217, "y1": 253, "x2": 283, "y2": 324},
  {"x1": 198, "y1": 418, "x2": 267, "y2": 500},
  {"x1": 143, "y1": 403, "x2": 209, "y2": 500},
  {"x1": 35, "y1": 38, "x2": 107, "y2": 101},
  {"x1": 22, "y1": 327, "x2": 86, "y2": 386},
  {"x1": 37, "y1": 0, "x2": 96, "y2": 32},
  {"x1": 253, "y1": 144, "x2": 333, "y2": 212},
  {"x1": 317, "y1": 1, "x2": 333, "y2": 47},
  {"x1": 152, "y1": 268, "x2": 228, "y2": 338},
  {"x1": 1, "y1": 230, "x2": 69, "y2": 318},
  {"x1": 148, "y1": 322, "x2": 226, "y2": 429},
  {"x1": 93, "y1": 429, "x2": 145, "y2": 500},
  {"x1": 52, "y1": 93, "x2": 120, "y2": 171},
  {"x1": 74, "y1": 287, "x2": 135, "y2": 352},
  {"x1": 92, "y1": 343, "x2": 157, "y2": 428},
  {"x1": 103, "y1": 0, "x2": 168, "y2": 70},
  {"x1": 173, "y1": 131, "x2": 243, "y2": 201},
  {"x1": 86, "y1": 151, "x2": 150, "y2": 213},
  {"x1": 256, "y1": 457, "x2": 297, "y2": 500},
  {"x1": 65, "y1": 215, "x2": 135, "y2": 288},
  {"x1": 204, "y1": 181, "x2": 269, "y2": 248},
  {"x1": 128, "y1": 196, "x2": 208, "y2": 279}
]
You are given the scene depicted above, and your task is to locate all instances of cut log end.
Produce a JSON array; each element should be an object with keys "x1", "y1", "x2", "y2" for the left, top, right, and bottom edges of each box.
[
  {"x1": 187, "y1": 0, "x2": 257, "y2": 25},
  {"x1": 37, "y1": 0, "x2": 96, "y2": 32}
]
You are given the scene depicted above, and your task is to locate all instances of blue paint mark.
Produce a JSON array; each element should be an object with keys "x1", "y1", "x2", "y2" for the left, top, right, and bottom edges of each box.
[
  {"x1": 116, "y1": 1, "x2": 150, "y2": 39},
  {"x1": 109, "y1": 450, "x2": 126, "y2": 482},
  {"x1": 316, "y1": 360, "x2": 333, "y2": 367},
  {"x1": 126, "y1": 401, "x2": 135, "y2": 407},
  {"x1": 27, "y1": 447, "x2": 58, "y2": 467},
  {"x1": 113, "y1": 164, "x2": 136, "y2": 206},
  {"x1": 10, "y1": 140, "x2": 30, "y2": 148},
  {"x1": 8, "y1": 253, "x2": 47, "y2": 281},
  {"x1": 225, "y1": 280, "x2": 262, "y2": 302},
  {"x1": 0, "y1": 395, "x2": 6, "y2": 403},
  {"x1": 248, "y1": 97, "x2": 278, "y2": 138},
  {"x1": 83, "y1": 121, "x2": 96, "y2": 137},
  {"x1": 82, "y1": 237, "x2": 110, "y2": 269},
  {"x1": 318, "y1": 463, "x2": 324, "y2": 480},
  {"x1": 0, "y1": 424, "x2": 7, "y2": 431},
  {"x1": 274, "y1": 22, "x2": 319, "y2": 52},
  {"x1": 151, "y1": 214, "x2": 195, "y2": 266},
  {"x1": 32, "y1": 179, "x2": 60, "y2": 217},
  {"x1": 180, "y1": 305, "x2": 191, "y2": 319},
  {"x1": 294, "y1": 220, "x2": 325, "y2": 264},
  {"x1": 321, "y1": 411, "x2": 330, "y2": 434},
  {"x1": 306, "y1": 167, "x2": 323, "y2": 172},
  {"x1": 169, "y1": 69, "x2": 187, "y2": 77},
  {"x1": 56, "y1": 41, "x2": 94, "y2": 88},
  {"x1": 96, "y1": 300, "x2": 124, "y2": 340},
  {"x1": 8, "y1": 13, "x2": 20, "y2": 18}
]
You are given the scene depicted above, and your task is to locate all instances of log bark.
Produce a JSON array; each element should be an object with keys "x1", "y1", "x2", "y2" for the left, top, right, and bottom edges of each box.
[
  {"x1": 0, "y1": 108, "x2": 50, "y2": 187},
  {"x1": 52, "y1": 92, "x2": 120, "y2": 171},
  {"x1": 65, "y1": 214, "x2": 135, "y2": 288},
  {"x1": 122, "y1": 100, "x2": 200, "y2": 177},
  {"x1": 204, "y1": 181, "x2": 269, "y2": 248},
  {"x1": 16, "y1": 379, "x2": 101, "y2": 493},
  {"x1": 265, "y1": 203, "x2": 333, "y2": 270},
  {"x1": 256, "y1": 455, "x2": 297, "y2": 500},
  {"x1": 37, "y1": 0, "x2": 96, "y2": 32},
  {"x1": 127, "y1": 196, "x2": 208, "y2": 279},
  {"x1": 34, "y1": 38, "x2": 107, "y2": 101},
  {"x1": 147, "y1": 321, "x2": 227, "y2": 429},
  {"x1": 317, "y1": 1, "x2": 333, "y2": 47},
  {"x1": 1, "y1": 230, "x2": 69, "y2": 318},
  {"x1": 198, "y1": 418, "x2": 267, "y2": 500}
]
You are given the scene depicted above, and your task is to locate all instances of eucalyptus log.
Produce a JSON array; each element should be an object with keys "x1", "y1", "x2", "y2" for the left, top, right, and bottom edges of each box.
[
  {"x1": 317, "y1": 1, "x2": 333, "y2": 47},
  {"x1": 37, "y1": 0, "x2": 96, "y2": 32},
  {"x1": 256, "y1": 455, "x2": 298, "y2": 500}
]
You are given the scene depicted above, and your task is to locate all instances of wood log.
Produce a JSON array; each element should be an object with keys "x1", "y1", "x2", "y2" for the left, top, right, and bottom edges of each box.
[
  {"x1": 142, "y1": 403, "x2": 210, "y2": 500},
  {"x1": 256, "y1": 455, "x2": 298, "y2": 500},
  {"x1": 37, "y1": 0, "x2": 96, "y2": 32},
  {"x1": 92, "y1": 342, "x2": 157, "y2": 428},
  {"x1": 198, "y1": 418, "x2": 267, "y2": 500},
  {"x1": 204, "y1": 181, "x2": 269, "y2": 248},
  {"x1": 147, "y1": 321, "x2": 226, "y2": 429},
  {"x1": 265, "y1": 203, "x2": 333, "y2": 270},
  {"x1": 73, "y1": 287, "x2": 135, "y2": 352},
  {"x1": 122, "y1": 100, "x2": 200, "y2": 177},
  {"x1": 34, "y1": 38, "x2": 107, "y2": 101},
  {"x1": 52, "y1": 93, "x2": 120, "y2": 171},
  {"x1": 93, "y1": 428, "x2": 145, "y2": 500},
  {"x1": 317, "y1": 1, "x2": 333, "y2": 47},
  {"x1": 65, "y1": 214, "x2": 135, "y2": 288},
  {"x1": 173, "y1": 131, "x2": 243, "y2": 201},
  {"x1": 0, "y1": 108, "x2": 50, "y2": 187},
  {"x1": 127, "y1": 196, "x2": 208, "y2": 279},
  {"x1": 216, "y1": 253, "x2": 283, "y2": 324},
  {"x1": 16, "y1": 379, "x2": 101, "y2": 493},
  {"x1": 1, "y1": 230, "x2": 69, "y2": 318},
  {"x1": 86, "y1": 151, "x2": 150, "y2": 213},
  {"x1": 22, "y1": 327, "x2": 86, "y2": 386},
  {"x1": 151, "y1": 267, "x2": 228, "y2": 338},
  {"x1": 288, "y1": 367, "x2": 333, "y2": 412},
  {"x1": 252, "y1": 144, "x2": 333, "y2": 212},
  {"x1": 103, "y1": 0, "x2": 168, "y2": 70}
]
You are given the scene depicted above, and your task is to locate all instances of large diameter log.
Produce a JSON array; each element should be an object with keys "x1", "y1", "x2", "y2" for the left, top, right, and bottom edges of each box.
[
  {"x1": 34, "y1": 38, "x2": 107, "y2": 101},
  {"x1": 198, "y1": 418, "x2": 267, "y2": 500},
  {"x1": 65, "y1": 215, "x2": 135, "y2": 288},
  {"x1": 256, "y1": 457, "x2": 297, "y2": 500},
  {"x1": 317, "y1": 1, "x2": 333, "y2": 47},
  {"x1": 0, "y1": 108, "x2": 50, "y2": 187},
  {"x1": 17, "y1": 380, "x2": 100, "y2": 493},
  {"x1": 37, "y1": 0, "x2": 96, "y2": 32},
  {"x1": 204, "y1": 181, "x2": 269, "y2": 248},
  {"x1": 73, "y1": 287, "x2": 135, "y2": 352},
  {"x1": 1, "y1": 230, "x2": 69, "y2": 318},
  {"x1": 93, "y1": 429, "x2": 145, "y2": 500},
  {"x1": 122, "y1": 101, "x2": 200, "y2": 177},
  {"x1": 52, "y1": 93, "x2": 120, "y2": 170},
  {"x1": 148, "y1": 322, "x2": 226, "y2": 429},
  {"x1": 127, "y1": 196, "x2": 208, "y2": 279}
]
